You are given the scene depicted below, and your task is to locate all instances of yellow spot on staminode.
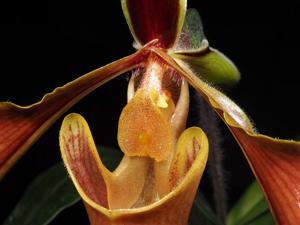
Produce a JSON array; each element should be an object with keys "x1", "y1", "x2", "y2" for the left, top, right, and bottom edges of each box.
[{"x1": 138, "y1": 132, "x2": 150, "y2": 145}]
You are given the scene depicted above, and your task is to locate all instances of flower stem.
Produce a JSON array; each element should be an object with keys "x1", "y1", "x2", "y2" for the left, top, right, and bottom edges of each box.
[{"x1": 192, "y1": 91, "x2": 227, "y2": 224}]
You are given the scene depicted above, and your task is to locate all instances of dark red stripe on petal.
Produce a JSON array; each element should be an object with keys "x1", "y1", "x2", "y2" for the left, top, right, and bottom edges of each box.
[
  {"x1": 169, "y1": 127, "x2": 206, "y2": 189},
  {"x1": 123, "y1": 0, "x2": 185, "y2": 48},
  {"x1": 60, "y1": 117, "x2": 108, "y2": 207},
  {"x1": 0, "y1": 47, "x2": 149, "y2": 179}
]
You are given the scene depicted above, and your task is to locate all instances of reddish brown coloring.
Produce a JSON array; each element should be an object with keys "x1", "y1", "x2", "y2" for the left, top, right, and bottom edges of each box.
[{"x1": 125, "y1": 0, "x2": 182, "y2": 48}]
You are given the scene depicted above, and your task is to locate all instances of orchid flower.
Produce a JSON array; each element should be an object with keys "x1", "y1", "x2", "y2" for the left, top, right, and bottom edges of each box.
[{"x1": 0, "y1": 0, "x2": 300, "y2": 225}]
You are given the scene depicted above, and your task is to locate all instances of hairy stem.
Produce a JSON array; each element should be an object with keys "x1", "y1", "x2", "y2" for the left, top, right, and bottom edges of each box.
[{"x1": 193, "y1": 91, "x2": 227, "y2": 224}]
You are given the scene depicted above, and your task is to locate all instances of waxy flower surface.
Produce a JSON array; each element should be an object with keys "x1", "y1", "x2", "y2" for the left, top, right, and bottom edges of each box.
[{"x1": 0, "y1": 0, "x2": 300, "y2": 225}]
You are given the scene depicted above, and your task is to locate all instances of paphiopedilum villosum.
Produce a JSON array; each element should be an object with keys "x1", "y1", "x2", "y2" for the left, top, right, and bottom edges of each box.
[{"x1": 0, "y1": 0, "x2": 300, "y2": 225}]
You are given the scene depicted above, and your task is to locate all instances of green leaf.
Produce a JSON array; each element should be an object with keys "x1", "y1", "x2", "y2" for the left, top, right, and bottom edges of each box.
[
  {"x1": 226, "y1": 181, "x2": 275, "y2": 225},
  {"x1": 3, "y1": 163, "x2": 79, "y2": 225},
  {"x1": 4, "y1": 146, "x2": 123, "y2": 225},
  {"x1": 242, "y1": 212, "x2": 274, "y2": 225},
  {"x1": 189, "y1": 191, "x2": 223, "y2": 225}
]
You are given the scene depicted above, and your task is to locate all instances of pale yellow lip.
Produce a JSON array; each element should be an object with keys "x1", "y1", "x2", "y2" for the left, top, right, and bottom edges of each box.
[{"x1": 59, "y1": 111, "x2": 208, "y2": 224}]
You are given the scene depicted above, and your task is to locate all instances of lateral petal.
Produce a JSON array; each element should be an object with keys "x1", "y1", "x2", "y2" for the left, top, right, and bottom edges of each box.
[
  {"x1": 152, "y1": 48, "x2": 300, "y2": 225},
  {"x1": 0, "y1": 47, "x2": 149, "y2": 179}
]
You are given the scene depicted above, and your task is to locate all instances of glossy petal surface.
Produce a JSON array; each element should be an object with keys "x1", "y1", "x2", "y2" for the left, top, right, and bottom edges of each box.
[
  {"x1": 0, "y1": 47, "x2": 149, "y2": 179},
  {"x1": 152, "y1": 48, "x2": 300, "y2": 225},
  {"x1": 122, "y1": 0, "x2": 186, "y2": 48}
]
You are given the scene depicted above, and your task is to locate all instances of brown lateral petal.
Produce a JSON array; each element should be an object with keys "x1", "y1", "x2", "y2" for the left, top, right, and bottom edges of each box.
[
  {"x1": 121, "y1": 0, "x2": 186, "y2": 49},
  {"x1": 0, "y1": 47, "x2": 149, "y2": 180},
  {"x1": 151, "y1": 48, "x2": 300, "y2": 225},
  {"x1": 231, "y1": 128, "x2": 300, "y2": 225}
]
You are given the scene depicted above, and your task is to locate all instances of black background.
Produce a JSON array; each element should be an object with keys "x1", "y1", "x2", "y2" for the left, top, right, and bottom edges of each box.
[{"x1": 0, "y1": 0, "x2": 299, "y2": 224}]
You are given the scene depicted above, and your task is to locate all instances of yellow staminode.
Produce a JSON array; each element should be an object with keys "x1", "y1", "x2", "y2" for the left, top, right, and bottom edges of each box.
[{"x1": 118, "y1": 89, "x2": 174, "y2": 161}]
